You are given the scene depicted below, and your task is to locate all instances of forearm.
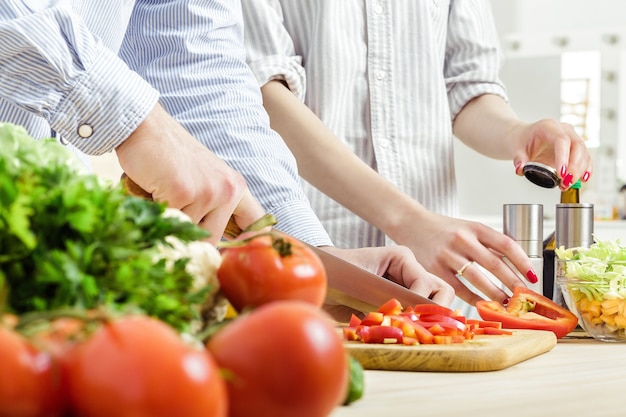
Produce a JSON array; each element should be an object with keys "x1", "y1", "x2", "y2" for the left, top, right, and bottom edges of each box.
[
  {"x1": 260, "y1": 80, "x2": 431, "y2": 238},
  {"x1": 452, "y1": 94, "x2": 522, "y2": 160}
]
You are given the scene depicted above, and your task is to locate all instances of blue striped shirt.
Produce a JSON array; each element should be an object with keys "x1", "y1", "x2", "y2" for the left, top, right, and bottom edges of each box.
[
  {"x1": 0, "y1": 0, "x2": 332, "y2": 246},
  {"x1": 242, "y1": 0, "x2": 507, "y2": 249}
]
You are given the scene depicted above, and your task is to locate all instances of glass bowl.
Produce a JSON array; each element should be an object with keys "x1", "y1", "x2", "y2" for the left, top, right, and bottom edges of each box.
[{"x1": 556, "y1": 259, "x2": 626, "y2": 342}]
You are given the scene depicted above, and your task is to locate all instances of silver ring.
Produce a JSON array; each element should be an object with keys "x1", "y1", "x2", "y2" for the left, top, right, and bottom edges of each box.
[{"x1": 456, "y1": 261, "x2": 474, "y2": 277}]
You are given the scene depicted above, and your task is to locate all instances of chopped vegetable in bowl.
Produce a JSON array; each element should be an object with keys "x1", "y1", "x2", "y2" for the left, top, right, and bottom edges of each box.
[{"x1": 556, "y1": 239, "x2": 626, "y2": 342}]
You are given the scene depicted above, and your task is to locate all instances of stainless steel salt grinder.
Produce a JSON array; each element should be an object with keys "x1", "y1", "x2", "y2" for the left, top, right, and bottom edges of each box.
[
  {"x1": 553, "y1": 203, "x2": 594, "y2": 306},
  {"x1": 503, "y1": 204, "x2": 544, "y2": 295}
]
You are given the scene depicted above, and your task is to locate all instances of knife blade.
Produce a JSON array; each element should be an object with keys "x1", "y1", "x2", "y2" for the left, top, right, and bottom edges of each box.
[
  {"x1": 305, "y1": 244, "x2": 434, "y2": 312},
  {"x1": 120, "y1": 174, "x2": 434, "y2": 316}
]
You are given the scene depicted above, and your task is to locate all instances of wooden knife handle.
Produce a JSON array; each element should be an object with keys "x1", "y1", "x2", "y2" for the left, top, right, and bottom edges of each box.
[{"x1": 120, "y1": 173, "x2": 243, "y2": 239}]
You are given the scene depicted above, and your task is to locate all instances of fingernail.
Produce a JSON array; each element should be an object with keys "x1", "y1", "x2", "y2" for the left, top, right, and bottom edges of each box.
[
  {"x1": 582, "y1": 171, "x2": 591, "y2": 182},
  {"x1": 502, "y1": 297, "x2": 510, "y2": 306},
  {"x1": 526, "y1": 269, "x2": 538, "y2": 284},
  {"x1": 560, "y1": 165, "x2": 567, "y2": 177},
  {"x1": 514, "y1": 161, "x2": 522, "y2": 173},
  {"x1": 562, "y1": 173, "x2": 573, "y2": 188}
]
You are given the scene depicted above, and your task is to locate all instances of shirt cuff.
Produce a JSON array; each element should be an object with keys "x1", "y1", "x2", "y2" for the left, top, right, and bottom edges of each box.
[
  {"x1": 270, "y1": 199, "x2": 334, "y2": 247},
  {"x1": 448, "y1": 82, "x2": 508, "y2": 121},
  {"x1": 50, "y1": 46, "x2": 159, "y2": 155}
]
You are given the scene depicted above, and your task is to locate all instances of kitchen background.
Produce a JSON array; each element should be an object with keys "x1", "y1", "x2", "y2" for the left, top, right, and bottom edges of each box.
[
  {"x1": 454, "y1": 0, "x2": 626, "y2": 240},
  {"x1": 90, "y1": 0, "x2": 626, "y2": 240}
]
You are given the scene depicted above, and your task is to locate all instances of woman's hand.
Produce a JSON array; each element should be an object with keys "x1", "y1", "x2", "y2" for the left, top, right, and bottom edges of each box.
[
  {"x1": 509, "y1": 118, "x2": 593, "y2": 190},
  {"x1": 391, "y1": 209, "x2": 536, "y2": 307}
]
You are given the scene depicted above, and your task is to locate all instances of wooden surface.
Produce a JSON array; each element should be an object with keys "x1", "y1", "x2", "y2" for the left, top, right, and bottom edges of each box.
[
  {"x1": 344, "y1": 329, "x2": 557, "y2": 372},
  {"x1": 332, "y1": 332, "x2": 626, "y2": 417}
]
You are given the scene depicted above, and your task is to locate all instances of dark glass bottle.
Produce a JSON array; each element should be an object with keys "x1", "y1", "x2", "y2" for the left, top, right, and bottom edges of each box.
[{"x1": 542, "y1": 180, "x2": 581, "y2": 296}]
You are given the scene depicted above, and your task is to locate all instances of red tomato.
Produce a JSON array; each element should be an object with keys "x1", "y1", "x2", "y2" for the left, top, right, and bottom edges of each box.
[
  {"x1": 0, "y1": 328, "x2": 67, "y2": 417},
  {"x1": 64, "y1": 316, "x2": 227, "y2": 417},
  {"x1": 207, "y1": 301, "x2": 348, "y2": 417},
  {"x1": 217, "y1": 232, "x2": 327, "y2": 311}
]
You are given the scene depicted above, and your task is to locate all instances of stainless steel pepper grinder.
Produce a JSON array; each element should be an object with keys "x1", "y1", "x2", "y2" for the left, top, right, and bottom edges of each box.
[
  {"x1": 503, "y1": 204, "x2": 544, "y2": 295},
  {"x1": 553, "y1": 203, "x2": 594, "y2": 306}
]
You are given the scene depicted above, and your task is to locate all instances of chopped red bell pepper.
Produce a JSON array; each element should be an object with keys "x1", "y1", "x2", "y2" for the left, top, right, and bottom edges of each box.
[
  {"x1": 475, "y1": 287, "x2": 578, "y2": 339},
  {"x1": 361, "y1": 325, "x2": 403, "y2": 344},
  {"x1": 408, "y1": 304, "x2": 454, "y2": 317},
  {"x1": 341, "y1": 298, "x2": 513, "y2": 346},
  {"x1": 377, "y1": 298, "x2": 403, "y2": 316}
]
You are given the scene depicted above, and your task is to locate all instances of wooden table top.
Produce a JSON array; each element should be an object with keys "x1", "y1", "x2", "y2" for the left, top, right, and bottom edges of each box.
[{"x1": 331, "y1": 333, "x2": 626, "y2": 417}]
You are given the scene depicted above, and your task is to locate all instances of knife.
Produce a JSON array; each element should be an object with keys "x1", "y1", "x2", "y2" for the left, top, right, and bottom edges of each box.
[{"x1": 120, "y1": 174, "x2": 434, "y2": 315}]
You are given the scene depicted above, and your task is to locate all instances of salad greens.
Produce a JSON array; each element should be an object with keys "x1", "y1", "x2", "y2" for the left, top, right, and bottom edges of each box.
[
  {"x1": 556, "y1": 238, "x2": 626, "y2": 301},
  {"x1": 0, "y1": 123, "x2": 211, "y2": 333}
]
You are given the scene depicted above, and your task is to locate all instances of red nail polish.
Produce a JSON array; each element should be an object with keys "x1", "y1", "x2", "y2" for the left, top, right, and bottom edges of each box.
[
  {"x1": 582, "y1": 171, "x2": 591, "y2": 182},
  {"x1": 514, "y1": 162, "x2": 522, "y2": 173},
  {"x1": 562, "y1": 173, "x2": 573, "y2": 188},
  {"x1": 526, "y1": 269, "x2": 538, "y2": 284},
  {"x1": 560, "y1": 165, "x2": 567, "y2": 177},
  {"x1": 502, "y1": 297, "x2": 510, "y2": 306}
]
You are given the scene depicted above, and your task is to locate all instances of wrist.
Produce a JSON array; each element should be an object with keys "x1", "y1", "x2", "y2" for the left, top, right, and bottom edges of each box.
[{"x1": 380, "y1": 196, "x2": 431, "y2": 243}]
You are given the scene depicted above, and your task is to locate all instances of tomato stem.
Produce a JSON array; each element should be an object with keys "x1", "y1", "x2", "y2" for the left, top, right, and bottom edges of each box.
[
  {"x1": 14, "y1": 308, "x2": 111, "y2": 336},
  {"x1": 271, "y1": 237, "x2": 293, "y2": 257}
]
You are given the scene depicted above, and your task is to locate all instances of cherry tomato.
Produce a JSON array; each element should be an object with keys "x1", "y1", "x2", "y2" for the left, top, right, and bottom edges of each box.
[
  {"x1": 217, "y1": 232, "x2": 327, "y2": 311},
  {"x1": 0, "y1": 328, "x2": 67, "y2": 417},
  {"x1": 64, "y1": 316, "x2": 227, "y2": 417},
  {"x1": 207, "y1": 301, "x2": 348, "y2": 417}
]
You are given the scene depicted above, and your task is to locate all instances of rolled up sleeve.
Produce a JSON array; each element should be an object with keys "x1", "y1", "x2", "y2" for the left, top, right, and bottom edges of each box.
[
  {"x1": 444, "y1": 0, "x2": 508, "y2": 121},
  {"x1": 241, "y1": 0, "x2": 307, "y2": 101}
]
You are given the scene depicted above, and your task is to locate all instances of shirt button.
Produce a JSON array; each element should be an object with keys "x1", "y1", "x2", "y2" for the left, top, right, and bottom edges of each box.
[
  {"x1": 77, "y1": 124, "x2": 94, "y2": 138},
  {"x1": 379, "y1": 138, "x2": 390, "y2": 148},
  {"x1": 374, "y1": 4, "x2": 384, "y2": 14},
  {"x1": 376, "y1": 70, "x2": 386, "y2": 81}
]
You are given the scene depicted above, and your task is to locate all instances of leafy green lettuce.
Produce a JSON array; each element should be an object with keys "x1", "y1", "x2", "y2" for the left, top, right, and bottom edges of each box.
[
  {"x1": 0, "y1": 123, "x2": 210, "y2": 333},
  {"x1": 556, "y1": 238, "x2": 626, "y2": 301}
]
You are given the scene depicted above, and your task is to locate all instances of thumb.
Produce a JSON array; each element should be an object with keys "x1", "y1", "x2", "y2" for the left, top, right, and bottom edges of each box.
[{"x1": 228, "y1": 190, "x2": 268, "y2": 238}]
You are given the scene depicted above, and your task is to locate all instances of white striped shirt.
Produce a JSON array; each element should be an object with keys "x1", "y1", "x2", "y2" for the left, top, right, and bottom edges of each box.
[
  {"x1": 0, "y1": 0, "x2": 332, "y2": 246},
  {"x1": 242, "y1": 0, "x2": 507, "y2": 249}
]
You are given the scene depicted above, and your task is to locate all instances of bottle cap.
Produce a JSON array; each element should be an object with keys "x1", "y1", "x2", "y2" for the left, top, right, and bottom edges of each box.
[
  {"x1": 523, "y1": 162, "x2": 584, "y2": 190},
  {"x1": 523, "y1": 162, "x2": 559, "y2": 188}
]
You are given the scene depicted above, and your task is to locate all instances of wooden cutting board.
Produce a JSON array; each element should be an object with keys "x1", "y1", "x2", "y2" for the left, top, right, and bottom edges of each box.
[{"x1": 344, "y1": 329, "x2": 557, "y2": 372}]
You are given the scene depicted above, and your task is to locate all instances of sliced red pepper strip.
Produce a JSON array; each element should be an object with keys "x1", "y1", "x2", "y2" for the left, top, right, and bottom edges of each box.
[
  {"x1": 466, "y1": 319, "x2": 502, "y2": 329},
  {"x1": 376, "y1": 298, "x2": 403, "y2": 316},
  {"x1": 476, "y1": 287, "x2": 578, "y2": 339},
  {"x1": 410, "y1": 304, "x2": 454, "y2": 317},
  {"x1": 361, "y1": 325, "x2": 403, "y2": 344},
  {"x1": 481, "y1": 327, "x2": 513, "y2": 336}
]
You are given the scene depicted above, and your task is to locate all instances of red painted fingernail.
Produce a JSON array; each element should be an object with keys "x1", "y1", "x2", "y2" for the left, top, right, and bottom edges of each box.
[
  {"x1": 560, "y1": 165, "x2": 567, "y2": 177},
  {"x1": 526, "y1": 269, "x2": 538, "y2": 284},
  {"x1": 502, "y1": 297, "x2": 510, "y2": 306},
  {"x1": 582, "y1": 171, "x2": 591, "y2": 182},
  {"x1": 562, "y1": 173, "x2": 573, "y2": 188},
  {"x1": 514, "y1": 162, "x2": 522, "y2": 173}
]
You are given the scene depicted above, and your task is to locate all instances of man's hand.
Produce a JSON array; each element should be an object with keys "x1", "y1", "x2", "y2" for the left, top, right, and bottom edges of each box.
[{"x1": 115, "y1": 103, "x2": 266, "y2": 244}]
